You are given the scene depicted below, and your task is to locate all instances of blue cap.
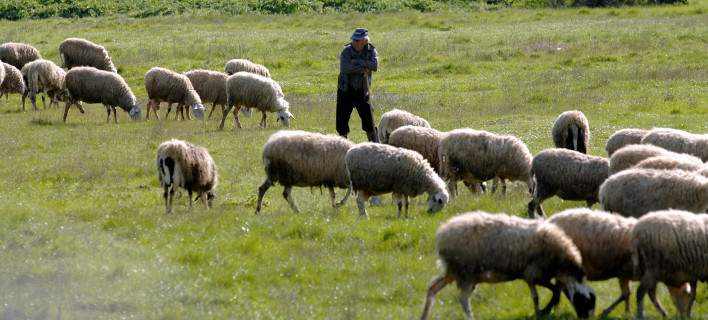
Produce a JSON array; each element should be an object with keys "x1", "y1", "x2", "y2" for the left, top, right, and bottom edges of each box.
[{"x1": 351, "y1": 28, "x2": 369, "y2": 41}]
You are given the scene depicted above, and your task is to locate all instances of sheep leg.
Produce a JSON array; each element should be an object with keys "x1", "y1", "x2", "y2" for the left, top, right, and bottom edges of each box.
[
  {"x1": 283, "y1": 186, "x2": 299, "y2": 213},
  {"x1": 112, "y1": 106, "x2": 118, "y2": 123},
  {"x1": 41, "y1": 94, "x2": 46, "y2": 109},
  {"x1": 232, "y1": 106, "x2": 242, "y2": 129},
  {"x1": 200, "y1": 192, "x2": 209, "y2": 209},
  {"x1": 260, "y1": 111, "x2": 267, "y2": 128},
  {"x1": 63, "y1": 102, "x2": 71, "y2": 123},
  {"x1": 328, "y1": 186, "x2": 336, "y2": 208},
  {"x1": 600, "y1": 278, "x2": 630, "y2": 317},
  {"x1": 218, "y1": 105, "x2": 233, "y2": 130},
  {"x1": 447, "y1": 180, "x2": 458, "y2": 199},
  {"x1": 394, "y1": 193, "x2": 403, "y2": 218},
  {"x1": 30, "y1": 91, "x2": 38, "y2": 111},
  {"x1": 167, "y1": 187, "x2": 176, "y2": 213},
  {"x1": 501, "y1": 178, "x2": 507, "y2": 195},
  {"x1": 163, "y1": 185, "x2": 171, "y2": 213},
  {"x1": 404, "y1": 195, "x2": 409, "y2": 218},
  {"x1": 256, "y1": 178, "x2": 272, "y2": 214},
  {"x1": 648, "y1": 285, "x2": 668, "y2": 318},
  {"x1": 529, "y1": 284, "x2": 541, "y2": 316},
  {"x1": 527, "y1": 184, "x2": 551, "y2": 218},
  {"x1": 636, "y1": 278, "x2": 663, "y2": 319},
  {"x1": 105, "y1": 105, "x2": 111, "y2": 123},
  {"x1": 491, "y1": 177, "x2": 498, "y2": 193},
  {"x1": 76, "y1": 102, "x2": 85, "y2": 114},
  {"x1": 458, "y1": 282, "x2": 476, "y2": 319},
  {"x1": 537, "y1": 280, "x2": 561, "y2": 316},
  {"x1": 187, "y1": 190, "x2": 194, "y2": 210},
  {"x1": 21, "y1": 90, "x2": 28, "y2": 111},
  {"x1": 586, "y1": 200, "x2": 596, "y2": 209},
  {"x1": 207, "y1": 103, "x2": 217, "y2": 120},
  {"x1": 421, "y1": 274, "x2": 453, "y2": 320},
  {"x1": 146, "y1": 101, "x2": 151, "y2": 120},
  {"x1": 356, "y1": 192, "x2": 368, "y2": 217},
  {"x1": 686, "y1": 280, "x2": 697, "y2": 318}
]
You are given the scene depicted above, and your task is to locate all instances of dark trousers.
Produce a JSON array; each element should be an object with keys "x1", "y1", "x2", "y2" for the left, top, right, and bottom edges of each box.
[{"x1": 336, "y1": 88, "x2": 375, "y2": 137}]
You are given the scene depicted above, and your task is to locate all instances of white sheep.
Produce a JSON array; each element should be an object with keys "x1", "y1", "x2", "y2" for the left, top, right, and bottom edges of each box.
[
  {"x1": 224, "y1": 58, "x2": 270, "y2": 77},
  {"x1": 0, "y1": 42, "x2": 42, "y2": 70},
  {"x1": 0, "y1": 62, "x2": 24, "y2": 102},
  {"x1": 344, "y1": 142, "x2": 448, "y2": 217},
  {"x1": 20, "y1": 59, "x2": 66, "y2": 111},
  {"x1": 255, "y1": 130, "x2": 354, "y2": 214},
  {"x1": 156, "y1": 139, "x2": 218, "y2": 213},
  {"x1": 605, "y1": 128, "x2": 648, "y2": 157},
  {"x1": 632, "y1": 210, "x2": 707, "y2": 319},
  {"x1": 552, "y1": 110, "x2": 590, "y2": 154},
  {"x1": 421, "y1": 211, "x2": 596, "y2": 320},
  {"x1": 378, "y1": 108, "x2": 431, "y2": 144},
  {"x1": 439, "y1": 128, "x2": 532, "y2": 196},
  {"x1": 144, "y1": 67, "x2": 204, "y2": 121},
  {"x1": 599, "y1": 168, "x2": 708, "y2": 217},
  {"x1": 218, "y1": 72, "x2": 293, "y2": 130},
  {"x1": 184, "y1": 69, "x2": 227, "y2": 120},
  {"x1": 63, "y1": 66, "x2": 141, "y2": 123},
  {"x1": 608, "y1": 144, "x2": 686, "y2": 175},
  {"x1": 527, "y1": 148, "x2": 609, "y2": 218},
  {"x1": 634, "y1": 154, "x2": 706, "y2": 174},
  {"x1": 641, "y1": 128, "x2": 708, "y2": 162},
  {"x1": 59, "y1": 38, "x2": 117, "y2": 73}
]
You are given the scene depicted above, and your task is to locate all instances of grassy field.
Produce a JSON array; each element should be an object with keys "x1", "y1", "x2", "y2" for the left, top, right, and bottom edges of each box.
[{"x1": 0, "y1": 2, "x2": 707, "y2": 319}]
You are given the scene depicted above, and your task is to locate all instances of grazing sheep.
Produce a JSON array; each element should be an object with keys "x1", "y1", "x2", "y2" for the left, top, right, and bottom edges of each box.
[
  {"x1": 224, "y1": 58, "x2": 270, "y2": 77},
  {"x1": 552, "y1": 110, "x2": 590, "y2": 154},
  {"x1": 378, "y1": 108, "x2": 431, "y2": 144},
  {"x1": 255, "y1": 130, "x2": 354, "y2": 214},
  {"x1": 632, "y1": 210, "x2": 707, "y2": 319},
  {"x1": 184, "y1": 69, "x2": 228, "y2": 120},
  {"x1": 344, "y1": 142, "x2": 448, "y2": 217},
  {"x1": 0, "y1": 42, "x2": 41, "y2": 70},
  {"x1": 634, "y1": 154, "x2": 706, "y2": 175},
  {"x1": 21, "y1": 59, "x2": 67, "y2": 112},
  {"x1": 144, "y1": 67, "x2": 204, "y2": 121},
  {"x1": 605, "y1": 128, "x2": 648, "y2": 157},
  {"x1": 421, "y1": 211, "x2": 596, "y2": 320},
  {"x1": 59, "y1": 38, "x2": 117, "y2": 73},
  {"x1": 548, "y1": 208, "x2": 640, "y2": 317},
  {"x1": 218, "y1": 72, "x2": 293, "y2": 130},
  {"x1": 0, "y1": 62, "x2": 24, "y2": 101},
  {"x1": 599, "y1": 168, "x2": 708, "y2": 217},
  {"x1": 63, "y1": 66, "x2": 141, "y2": 123},
  {"x1": 608, "y1": 144, "x2": 683, "y2": 175},
  {"x1": 156, "y1": 139, "x2": 218, "y2": 213},
  {"x1": 439, "y1": 128, "x2": 532, "y2": 196},
  {"x1": 641, "y1": 128, "x2": 708, "y2": 162},
  {"x1": 0, "y1": 59, "x2": 5, "y2": 95},
  {"x1": 527, "y1": 148, "x2": 609, "y2": 218}
]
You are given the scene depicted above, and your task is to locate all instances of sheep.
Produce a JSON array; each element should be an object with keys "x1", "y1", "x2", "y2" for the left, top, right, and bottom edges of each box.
[
  {"x1": 144, "y1": 67, "x2": 204, "y2": 121},
  {"x1": 634, "y1": 154, "x2": 706, "y2": 174},
  {"x1": 255, "y1": 130, "x2": 354, "y2": 214},
  {"x1": 0, "y1": 42, "x2": 41, "y2": 70},
  {"x1": 0, "y1": 59, "x2": 5, "y2": 95},
  {"x1": 599, "y1": 168, "x2": 708, "y2": 217},
  {"x1": 438, "y1": 128, "x2": 532, "y2": 197},
  {"x1": 552, "y1": 110, "x2": 590, "y2": 154},
  {"x1": 632, "y1": 210, "x2": 707, "y2": 319},
  {"x1": 344, "y1": 142, "x2": 448, "y2": 217},
  {"x1": 0, "y1": 62, "x2": 25, "y2": 102},
  {"x1": 378, "y1": 108, "x2": 431, "y2": 144},
  {"x1": 548, "y1": 208, "x2": 641, "y2": 317},
  {"x1": 59, "y1": 38, "x2": 117, "y2": 73},
  {"x1": 156, "y1": 139, "x2": 218, "y2": 214},
  {"x1": 224, "y1": 58, "x2": 271, "y2": 77},
  {"x1": 218, "y1": 72, "x2": 294, "y2": 130},
  {"x1": 527, "y1": 148, "x2": 609, "y2": 218},
  {"x1": 641, "y1": 128, "x2": 708, "y2": 162},
  {"x1": 63, "y1": 66, "x2": 141, "y2": 123},
  {"x1": 20, "y1": 59, "x2": 67, "y2": 112},
  {"x1": 421, "y1": 211, "x2": 596, "y2": 320},
  {"x1": 608, "y1": 144, "x2": 684, "y2": 175},
  {"x1": 184, "y1": 69, "x2": 227, "y2": 120},
  {"x1": 605, "y1": 128, "x2": 648, "y2": 157}
]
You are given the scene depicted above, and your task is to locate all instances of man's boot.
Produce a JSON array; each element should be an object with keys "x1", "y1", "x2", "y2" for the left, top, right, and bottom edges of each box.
[{"x1": 366, "y1": 127, "x2": 379, "y2": 143}]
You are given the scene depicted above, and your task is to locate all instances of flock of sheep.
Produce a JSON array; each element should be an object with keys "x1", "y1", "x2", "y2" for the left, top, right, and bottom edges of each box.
[
  {"x1": 2, "y1": 39, "x2": 706, "y2": 320},
  {"x1": 0, "y1": 39, "x2": 294, "y2": 126}
]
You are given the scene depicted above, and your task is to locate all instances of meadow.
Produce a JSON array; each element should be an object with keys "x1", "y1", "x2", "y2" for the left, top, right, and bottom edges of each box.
[{"x1": 0, "y1": 1, "x2": 706, "y2": 319}]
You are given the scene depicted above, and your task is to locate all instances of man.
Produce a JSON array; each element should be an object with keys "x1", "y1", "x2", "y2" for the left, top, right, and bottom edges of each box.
[{"x1": 336, "y1": 28, "x2": 379, "y2": 142}]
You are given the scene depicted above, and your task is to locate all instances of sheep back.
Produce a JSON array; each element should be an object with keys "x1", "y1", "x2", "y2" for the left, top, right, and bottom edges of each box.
[
  {"x1": 388, "y1": 125, "x2": 443, "y2": 173},
  {"x1": 378, "y1": 108, "x2": 431, "y2": 144},
  {"x1": 608, "y1": 144, "x2": 677, "y2": 175},
  {"x1": 59, "y1": 38, "x2": 116, "y2": 73},
  {"x1": 224, "y1": 59, "x2": 271, "y2": 77},
  {"x1": 532, "y1": 148, "x2": 609, "y2": 201},
  {"x1": 184, "y1": 69, "x2": 227, "y2": 106},
  {"x1": 634, "y1": 155, "x2": 705, "y2": 173},
  {"x1": 641, "y1": 128, "x2": 708, "y2": 162},
  {"x1": 64, "y1": 66, "x2": 137, "y2": 112},
  {"x1": 0, "y1": 42, "x2": 41, "y2": 70},
  {"x1": 605, "y1": 128, "x2": 648, "y2": 157}
]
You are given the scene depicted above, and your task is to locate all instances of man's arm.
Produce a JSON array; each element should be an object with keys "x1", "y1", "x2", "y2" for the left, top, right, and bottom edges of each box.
[
  {"x1": 340, "y1": 48, "x2": 366, "y2": 74},
  {"x1": 364, "y1": 47, "x2": 378, "y2": 72}
]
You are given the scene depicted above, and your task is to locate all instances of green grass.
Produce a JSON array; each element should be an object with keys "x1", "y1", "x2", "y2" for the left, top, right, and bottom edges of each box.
[{"x1": 0, "y1": 2, "x2": 707, "y2": 319}]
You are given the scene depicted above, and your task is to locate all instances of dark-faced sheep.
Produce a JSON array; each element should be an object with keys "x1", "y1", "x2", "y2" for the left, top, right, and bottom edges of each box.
[
  {"x1": 0, "y1": 42, "x2": 41, "y2": 70},
  {"x1": 59, "y1": 38, "x2": 117, "y2": 73},
  {"x1": 552, "y1": 110, "x2": 590, "y2": 154},
  {"x1": 156, "y1": 139, "x2": 218, "y2": 213},
  {"x1": 63, "y1": 66, "x2": 141, "y2": 123},
  {"x1": 184, "y1": 69, "x2": 227, "y2": 120},
  {"x1": 421, "y1": 211, "x2": 596, "y2": 320}
]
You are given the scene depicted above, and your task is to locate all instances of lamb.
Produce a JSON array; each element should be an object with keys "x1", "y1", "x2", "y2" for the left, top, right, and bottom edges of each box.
[
  {"x1": 632, "y1": 210, "x2": 707, "y2": 319},
  {"x1": 527, "y1": 148, "x2": 609, "y2": 218},
  {"x1": 0, "y1": 42, "x2": 41, "y2": 70},
  {"x1": 218, "y1": 72, "x2": 294, "y2": 130},
  {"x1": 421, "y1": 211, "x2": 596, "y2": 320},
  {"x1": 608, "y1": 144, "x2": 683, "y2": 175},
  {"x1": 59, "y1": 38, "x2": 117, "y2": 73},
  {"x1": 156, "y1": 139, "x2": 218, "y2": 214},
  {"x1": 641, "y1": 128, "x2": 708, "y2": 162},
  {"x1": 20, "y1": 59, "x2": 67, "y2": 111},
  {"x1": 63, "y1": 66, "x2": 141, "y2": 123},
  {"x1": 255, "y1": 130, "x2": 354, "y2": 214},
  {"x1": 184, "y1": 69, "x2": 228, "y2": 120},
  {"x1": 144, "y1": 67, "x2": 204, "y2": 121},
  {"x1": 438, "y1": 128, "x2": 532, "y2": 196},
  {"x1": 0, "y1": 62, "x2": 25, "y2": 101},
  {"x1": 605, "y1": 128, "x2": 648, "y2": 156},
  {"x1": 599, "y1": 168, "x2": 708, "y2": 217},
  {"x1": 344, "y1": 142, "x2": 449, "y2": 217},
  {"x1": 224, "y1": 58, "x2": 270, "y2": 77},
  {"x1": 552, "y1": 110, "x2": 590, "y2": 154},
  {"x1": 634, "y1": 154, "x2": 706, "y2": 174},
  {"x1": 378, "y1": 108, "x2": 430, "y2": 144}
]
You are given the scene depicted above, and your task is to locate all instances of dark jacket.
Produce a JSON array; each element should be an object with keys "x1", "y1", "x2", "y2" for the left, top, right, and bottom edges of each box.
[{"x1": 338, "y1": 43, "x2": 378, "y2": 92}]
